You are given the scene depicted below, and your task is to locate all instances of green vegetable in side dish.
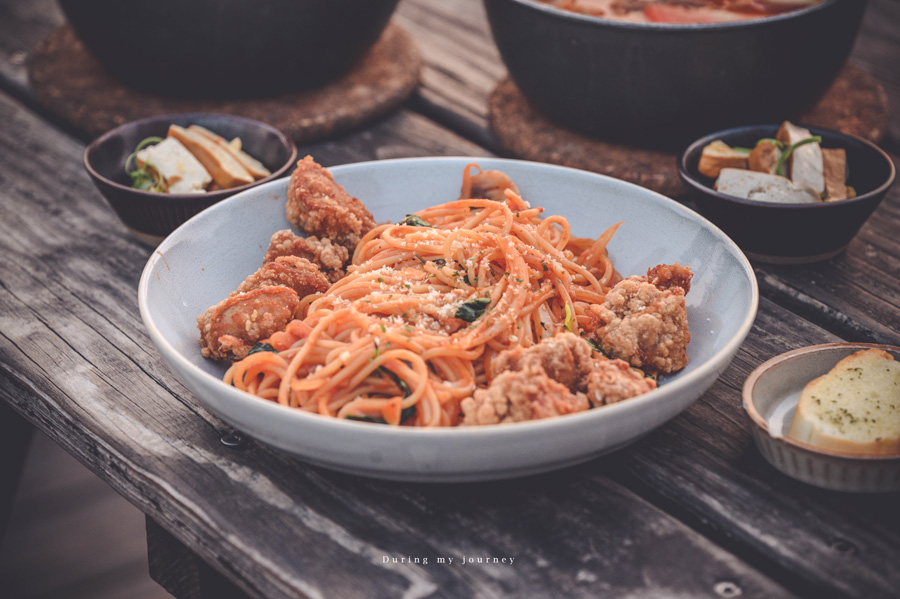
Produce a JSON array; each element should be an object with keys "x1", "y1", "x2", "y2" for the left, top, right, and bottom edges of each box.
[
  {"x1": 455, "y1": 297, "x2": 491, "y2": 322},
  {"x1": 775, "y1": 136, "x2": 822, "y2": 177},
  {"x1": 125, "y1": 136, "x2": 166, "y2": 192},
  {"x1": 756, "y1": 138, "x2": 785, "y2": 150}
]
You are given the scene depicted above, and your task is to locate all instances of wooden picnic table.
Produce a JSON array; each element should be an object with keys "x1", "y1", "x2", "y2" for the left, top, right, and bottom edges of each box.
[{"x1": 1, "y1": 0, "x2": 898, "y2": 597}]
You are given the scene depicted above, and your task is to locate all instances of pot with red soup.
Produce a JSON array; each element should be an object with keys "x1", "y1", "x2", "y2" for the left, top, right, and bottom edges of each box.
[
  {"x1": 483, "y1": 0, "x2": 865, "y2": 142},
  {"x1": 536, "y1": 1, "x2": 823, "y2": 23}
]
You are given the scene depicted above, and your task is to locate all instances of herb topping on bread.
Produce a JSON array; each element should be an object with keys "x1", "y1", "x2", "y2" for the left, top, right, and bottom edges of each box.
[{"x1": 788, "y1": 349, "x2": 900, "y2": 455}]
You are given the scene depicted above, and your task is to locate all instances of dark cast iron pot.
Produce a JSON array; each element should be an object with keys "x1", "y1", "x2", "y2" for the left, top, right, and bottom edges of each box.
[
  {"x1": 483, "y1": 0, "x2": 867, "y2": 144},
  {"x1": 58, "y1": 0, "x2": 401, "y2": 98}
]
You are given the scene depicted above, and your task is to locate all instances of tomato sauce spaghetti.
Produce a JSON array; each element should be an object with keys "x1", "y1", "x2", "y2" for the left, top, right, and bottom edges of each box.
[{"x1": 225, "y1": 175, "x2": 624, "y2": 427}]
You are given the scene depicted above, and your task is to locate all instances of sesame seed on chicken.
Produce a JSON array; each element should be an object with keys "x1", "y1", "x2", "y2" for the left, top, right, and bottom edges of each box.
[
  {"x1": 593, "y1": 266, "x2": 692, "y2": 374},
  {"x1": 285, "y1": 156, "x2": 376, "y2": 253}
]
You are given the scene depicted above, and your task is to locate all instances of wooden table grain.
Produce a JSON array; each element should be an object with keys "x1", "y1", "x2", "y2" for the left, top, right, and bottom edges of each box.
[{"x1": 1, "y1": 1, "x2": 898, "y2": 598}]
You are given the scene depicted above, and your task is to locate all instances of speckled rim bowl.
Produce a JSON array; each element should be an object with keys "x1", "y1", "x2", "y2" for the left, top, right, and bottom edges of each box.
[
  {"x1": 139, "y1": 157, "x2": 758, "y2": 482},
  {"x1": 743, "y1": 343, "x2": 900, "y2": 493},
  {"x1": 679, "y1": 124, "x2": 896, "y2": 264},
  {"x1": 85, "y1": 112, "x2": 297, "y2": 246}
]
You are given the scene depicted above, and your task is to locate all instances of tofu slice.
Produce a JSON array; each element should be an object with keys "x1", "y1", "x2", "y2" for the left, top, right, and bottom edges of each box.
[
  {"x1": 187, "y1": 125, "x2": 271, "y2": 180},
  {"x1": 135, "y1": 137, "x2": 211, "y2": 194},
  {"x1": 776, "y1": 121, "x2": 824, "y2": 194},
  {"x1": 167, "y1": 125, "x2": 254, "y2": 189},
  {"x1": 748, "y1": 140, "x2": 781, "y2": 175},
  {"x1": 715, "y1": 168, "x2": 821, "y2": 204},
  {"x1": 698, "y1": 140, "x2": 749, "y2": 178},
  {"x1": 822, "y1": 148, "x2": 849, "y2": 202}
]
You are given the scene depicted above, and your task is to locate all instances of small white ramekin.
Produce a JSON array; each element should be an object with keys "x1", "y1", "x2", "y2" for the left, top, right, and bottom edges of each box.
[{"x1": 743, "y1": 343, "x2": 900, "y2": 493}]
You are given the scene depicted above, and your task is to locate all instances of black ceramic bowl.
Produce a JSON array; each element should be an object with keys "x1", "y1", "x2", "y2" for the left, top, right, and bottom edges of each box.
[
  {"x1": 85, "y1": 113, "x2": 297, "y2": 246},
  {"x1": 678, "y1": 125, "x2": 895, "y2": 264},
  {"x1": 58, "y1": 0, "x2": 401, "y2": 98},
  {"x1": 483, "y1": 0, "x2": 867, "y2": 144}
]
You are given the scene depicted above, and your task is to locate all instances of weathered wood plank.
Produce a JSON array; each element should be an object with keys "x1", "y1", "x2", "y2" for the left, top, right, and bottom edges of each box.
[
  {"x1": 297, "y1": 112, "x2": 492, "y2": 166},
  {"x1": 395, "y1": 0, "x2": 504, "y2": 148},
  {"x1": 0, "y1": 88, "x2": 799, "y2": 599}
]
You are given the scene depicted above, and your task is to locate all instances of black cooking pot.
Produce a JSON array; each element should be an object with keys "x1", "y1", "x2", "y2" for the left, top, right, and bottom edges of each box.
[
  {"x1": 483, "y1": 0, "x2": 867, "y2": 144},
  {"x1": 58, "y1": 0, "x2": 401, "y2": 98}
]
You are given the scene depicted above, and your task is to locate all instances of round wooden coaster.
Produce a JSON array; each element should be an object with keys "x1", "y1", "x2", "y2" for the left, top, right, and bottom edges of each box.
[
  {"x1": 29, "y1": 24, "x2": 421, "y2": 143},
  {"x1": 489, "y1": 65, "x2": 890, "y2": 199}
]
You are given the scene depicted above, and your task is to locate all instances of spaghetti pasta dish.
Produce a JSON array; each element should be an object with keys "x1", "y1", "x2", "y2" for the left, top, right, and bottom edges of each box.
[{"x1": 198, "y1": 158, "x2": 693, "y2": 427}]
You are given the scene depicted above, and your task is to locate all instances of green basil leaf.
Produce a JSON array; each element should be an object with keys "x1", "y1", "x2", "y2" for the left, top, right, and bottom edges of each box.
[
  {"x1": 455, "y1": 297, "x2": 491, "y2": 322},
  {"x1": 346, "y1": 414, "x2": 384, "y2": 424},
  {"x1": 378, "y1": 365, "x2": 412, "y2": 398},
  {"x1": 399, "y1": 214, "x2": 432, "y2": 227},
  {"x1": 246, "y1": 342, "x2": 277, "y2": 356},
  {"x1": 400, "y1": 405, "x2": 417, "y2": 423},
  {"x1": 345, "y1": 404, "x2": 416, "y2": 425}
]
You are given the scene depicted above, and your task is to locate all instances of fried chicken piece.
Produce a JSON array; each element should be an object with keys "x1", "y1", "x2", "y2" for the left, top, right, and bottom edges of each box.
[
  {"x1": 594, "y1": 276, "x2": 690, "y2": 373},
  {"x1": 198, "y1": 286, "x2": 300, "y2": 361},
  {"x1": 235, "y1": 256, "x2": 330, "y2": 297},
  {"x1": 460, "y1": 362, "x2": 590, "y2": 425},
  {"x1": 490, "y1": 332, "x2": 594, "y2": 391},
  {"x1": 464, "y1": 332, "x2": 659, "y2": 425},
  {"x1": 286, "y1": 156, "x2": 376, "y2": 252},
  {"x1": 264, "y1": 230, "x2": 349, "y2": 283},
  {"x1": 647, "y1": 262, "x2": 692, "y2": 294},
  {"x1": 586, "y1": 359, "x2": 657, "y2": 407}
]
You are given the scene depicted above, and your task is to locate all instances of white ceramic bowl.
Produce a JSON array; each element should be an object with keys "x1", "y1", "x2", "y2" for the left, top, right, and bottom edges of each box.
[
  {"x1": 139, "y1": 157, "x2": 758, "y2": 481},
  {"x1": 744, "y1": 343, "x2": 900, "y2": 493}
]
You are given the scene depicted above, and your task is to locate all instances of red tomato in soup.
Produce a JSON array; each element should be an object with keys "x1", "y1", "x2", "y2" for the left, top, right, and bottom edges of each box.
[{"x1": 644, "y1": 5, "x2": 760, "y2": 23}]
